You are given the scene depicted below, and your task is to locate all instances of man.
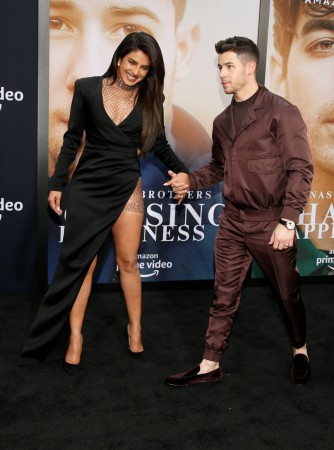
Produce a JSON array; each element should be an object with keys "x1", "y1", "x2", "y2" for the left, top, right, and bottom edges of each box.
[
  {"x1": 48, "y1": 0, "x2": 221, "y2": 284},
  {"x1": 270, "y1": 0, "x2": 334, "y2": 275},
  {"x1": 166, "y1": 36, "x2": 313, "y2": 387}
]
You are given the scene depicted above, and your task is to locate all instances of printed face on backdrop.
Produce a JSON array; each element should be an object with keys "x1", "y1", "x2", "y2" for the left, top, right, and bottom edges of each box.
[
  {"x1": 271, "y1": 4, "x2": 334, "y2": 249},
  {"x1": 48, "y1": 0, "x2": 199, "y2": 175}
]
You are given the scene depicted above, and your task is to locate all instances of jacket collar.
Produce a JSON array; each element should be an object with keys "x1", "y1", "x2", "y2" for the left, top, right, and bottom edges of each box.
[{"x1": 221, "y1": 83, "x2": 267, "y2": 140}]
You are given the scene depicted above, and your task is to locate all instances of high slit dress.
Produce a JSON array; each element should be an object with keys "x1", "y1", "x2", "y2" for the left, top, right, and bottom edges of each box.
[{"x1": 18, "y1": 76, "x2": 188, "y2": 365}]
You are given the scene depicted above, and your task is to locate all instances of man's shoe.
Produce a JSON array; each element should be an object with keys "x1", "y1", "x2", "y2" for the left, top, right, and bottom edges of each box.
[
  {"x1": 290, "y1": 354, "x2": 311, "y2": 385},
  {"x1": 165, "y1": 365, "x2": 223, "y2": 387}
]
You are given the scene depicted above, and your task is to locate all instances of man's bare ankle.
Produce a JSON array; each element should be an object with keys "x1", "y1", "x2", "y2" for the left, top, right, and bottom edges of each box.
[{"x1": 199, "y1": 359, "x2": 219, "y2": 374}]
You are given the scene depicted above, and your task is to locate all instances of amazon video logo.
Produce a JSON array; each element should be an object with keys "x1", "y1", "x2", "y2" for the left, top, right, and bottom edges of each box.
[
  {"x1": 116, "y1": 253, "x2": 173, "y2": 278},
  {"x1": 0, "y1": 86, "x2": 24, "y2": 111}
]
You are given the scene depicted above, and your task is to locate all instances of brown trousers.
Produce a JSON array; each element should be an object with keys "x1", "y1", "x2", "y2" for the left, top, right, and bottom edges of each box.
[{"x1": 203, "y1": 203, "x2": 306, "y2": 362}]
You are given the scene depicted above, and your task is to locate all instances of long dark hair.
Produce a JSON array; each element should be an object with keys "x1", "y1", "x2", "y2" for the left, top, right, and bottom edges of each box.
[{"x1": 102, "y1": 32, "x2": 165, "y2": 156}]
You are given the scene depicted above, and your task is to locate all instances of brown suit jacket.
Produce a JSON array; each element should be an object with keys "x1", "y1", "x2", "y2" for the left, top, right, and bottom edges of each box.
[{"x1": 189, "y1": 84, "x2": 313, "y2": 223}]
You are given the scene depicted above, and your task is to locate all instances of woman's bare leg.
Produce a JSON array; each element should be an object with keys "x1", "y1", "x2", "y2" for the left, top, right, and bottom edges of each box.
[
  {"x1": 65, "y1": 256, "x2": 97, "y2": 364},
  {"x1": 113, "y1": 210, "x2": 144, "y2": 353}
]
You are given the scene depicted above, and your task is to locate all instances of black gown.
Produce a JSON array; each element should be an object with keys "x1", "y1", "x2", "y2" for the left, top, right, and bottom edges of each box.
[{"x1": 18, "y1": 76, "x2": 188, "y2": 364}]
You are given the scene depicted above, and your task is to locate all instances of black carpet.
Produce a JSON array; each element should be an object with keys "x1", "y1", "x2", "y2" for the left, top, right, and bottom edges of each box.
[{"x1": 1, "y1": 281, "x2": 333, "y2": 450}]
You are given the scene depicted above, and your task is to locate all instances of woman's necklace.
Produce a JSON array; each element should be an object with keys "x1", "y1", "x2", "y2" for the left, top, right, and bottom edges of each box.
[{"x1": 115, "y1": 76, "x2": 137, "y2": 91}]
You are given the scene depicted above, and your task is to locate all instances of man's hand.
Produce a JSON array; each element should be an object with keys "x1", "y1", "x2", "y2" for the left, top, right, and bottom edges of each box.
[
  {"x1": 164, "y1": 170, "x2": 190, "y2": 204},
  {"x1": 48, "y1": 190, "x2": 63, "y2": 216},
  {"x1": 269, "y1": 223, "x2": 295, "y2": 250}
]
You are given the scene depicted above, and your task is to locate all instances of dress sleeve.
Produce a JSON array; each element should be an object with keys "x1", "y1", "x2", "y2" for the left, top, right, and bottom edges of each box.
[
  {"x1": 48, "y1": 80, "x2": 85, "y2": 191},
  {"x1": 151, "y1": 131, "x2": 189, "y2": 174}
]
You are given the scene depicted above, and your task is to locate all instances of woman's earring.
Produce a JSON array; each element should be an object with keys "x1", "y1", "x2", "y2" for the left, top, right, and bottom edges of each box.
[{"x1": 117, "y1": 61, "x2": 120, "y2": 66}]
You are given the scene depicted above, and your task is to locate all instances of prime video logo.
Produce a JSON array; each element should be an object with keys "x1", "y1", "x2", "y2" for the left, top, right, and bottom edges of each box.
[
  {"x1": 0, "y1": 86, "x2": 24, "y2": 111},
  {"x1": 0, "y1": 197, "x2": 24, "y2": 222}
]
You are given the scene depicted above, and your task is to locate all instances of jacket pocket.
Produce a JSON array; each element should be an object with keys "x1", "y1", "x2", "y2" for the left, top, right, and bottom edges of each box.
[{"x1": 247, "y1": 156, "x2": 283, "y2": 173}]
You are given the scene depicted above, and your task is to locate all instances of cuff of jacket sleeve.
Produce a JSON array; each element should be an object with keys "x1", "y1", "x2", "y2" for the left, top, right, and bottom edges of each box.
[
  {"x1": 281, "y1": 206, "x2": 301, "y2": 223},
  {"x1": 189, "y1": 173, "x2": 197, "y2": 190}
]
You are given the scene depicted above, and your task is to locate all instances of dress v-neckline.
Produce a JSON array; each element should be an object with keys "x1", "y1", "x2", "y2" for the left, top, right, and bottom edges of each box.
[{"x1": 100, "y1": 77, "x2": 138, "y2": 128}]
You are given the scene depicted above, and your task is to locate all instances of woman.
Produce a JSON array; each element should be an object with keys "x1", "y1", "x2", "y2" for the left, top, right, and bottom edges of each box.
[{"x1": 19, "y1": 32, "x2": 189, "y2": 373}]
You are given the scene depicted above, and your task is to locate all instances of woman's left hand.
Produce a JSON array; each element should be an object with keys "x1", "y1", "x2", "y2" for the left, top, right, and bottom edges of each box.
[
  {"x1": 164, "y1": 170, "x2": 190, "y2": 204},
  {"x1": 48, "y1": 190, "x2": 63, "y2": 216}
]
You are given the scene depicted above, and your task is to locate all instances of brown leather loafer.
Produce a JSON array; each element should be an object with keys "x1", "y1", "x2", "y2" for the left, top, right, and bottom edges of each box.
[
  {"x1": 165, "y1": 365, "x2": 223, "y2": 387},
  {"x1": 290, "y1": 354, "x2": 311, "y2": 385}
]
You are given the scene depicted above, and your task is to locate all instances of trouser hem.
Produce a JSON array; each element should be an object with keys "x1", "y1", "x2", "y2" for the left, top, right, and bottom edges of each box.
[
  {"x1": 203, "y1": 348, "x2": 222, "y2": 362},
  {"x1": 291, "y1": 340, "x2": 306, "y2": 349}
]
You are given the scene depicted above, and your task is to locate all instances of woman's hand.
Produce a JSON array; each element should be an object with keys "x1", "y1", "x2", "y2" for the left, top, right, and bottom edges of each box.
[
  {"x1": 48, "y1": 190, "x2": 63, "y2": 215},
  {"x1": 164, "y1": 170, "x2": 190, "y2": 204}
]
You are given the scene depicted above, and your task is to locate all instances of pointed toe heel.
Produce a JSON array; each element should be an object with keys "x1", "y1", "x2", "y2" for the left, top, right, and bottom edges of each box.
[
  {"x1": 128, "y1": 348, "x2": 145, "y2": 360},
  {"x1": 63, "y1": 360, "x2": 80, "y2": 375},
  {"x1": 64, "y1": 333, "x2": 83, "y2": 374},
  {"x1": 125, "y1": 326, "x2": 145, "y2": 359}
]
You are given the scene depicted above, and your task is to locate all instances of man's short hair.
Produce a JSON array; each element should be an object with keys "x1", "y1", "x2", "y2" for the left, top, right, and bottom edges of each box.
[
  {"x1": 215, "y1": 36, "x2": 260, "y2": 65},
  {"x1": 273, "y1": 0, "x2": 334, "y2": 75}
]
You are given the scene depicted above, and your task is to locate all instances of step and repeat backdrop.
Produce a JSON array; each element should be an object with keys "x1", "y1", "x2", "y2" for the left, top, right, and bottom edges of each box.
[
  {"x1": 0, "y1": 0, "x2": 39, "y2": 294},
  {"x1": 1, "y1": 0, "x2": 333, "y2": 293},
  {"x1": 46, "y1": 0, "x2": 260, "y2": 284},
  {"x1": 263, "y1": 0, "x2": 334, "y2": 276}
]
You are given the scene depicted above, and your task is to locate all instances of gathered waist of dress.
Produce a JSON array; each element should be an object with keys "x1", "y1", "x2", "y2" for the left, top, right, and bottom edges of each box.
[
  {"x1": 75, "y1": 147, "x2": 140, "y2": 175},
  {"x1": 84, "y1": 142, "x2": 139, "y2": 154}
]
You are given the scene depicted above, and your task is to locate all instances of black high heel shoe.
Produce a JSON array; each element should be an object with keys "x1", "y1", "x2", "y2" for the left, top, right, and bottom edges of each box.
[
  {"x1": 125, "y1": 326, "x2": 145, "y2": 359},
  {"x1": 129, "y1": 348, "x2": 145, "y2": 359},
  {"x1": 63, "y1": 334, "x2": 83, "y2": 374},
  {"x1": 63, "y1": 360, "x2": 80, "y2": 375}
]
